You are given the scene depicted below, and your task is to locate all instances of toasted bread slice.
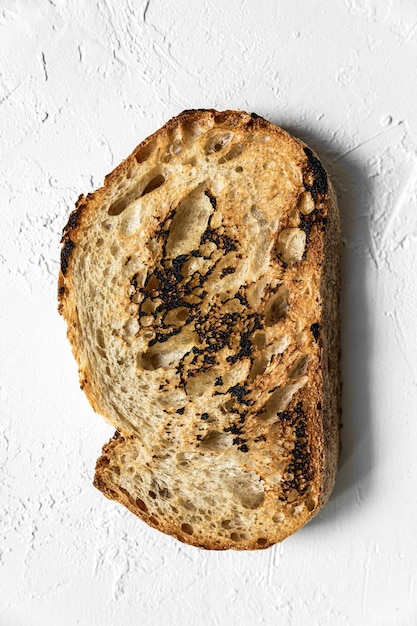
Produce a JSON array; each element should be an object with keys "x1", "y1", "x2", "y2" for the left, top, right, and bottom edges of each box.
[{"x1": 59, "y1": 109, "x2": 340, "y2": 549}]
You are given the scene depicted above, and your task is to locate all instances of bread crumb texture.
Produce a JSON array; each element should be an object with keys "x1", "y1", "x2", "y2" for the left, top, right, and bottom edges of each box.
[{"x1": 59, "y1": 109, "x2": 341, "y2": 550}]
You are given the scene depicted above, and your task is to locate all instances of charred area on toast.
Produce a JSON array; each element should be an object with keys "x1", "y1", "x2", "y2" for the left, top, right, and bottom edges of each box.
[
  {"x1": 278, "y1": 402, "x2": 313, "y2": 497},
  {"x1": 60, "y1": 237, "x2": 75, "y2": 276},
  {"x1": 59, "y1": 196, "x2": 89, "y2": 280},
  {"x1": 226, "y1": 315, "x2": 262, "y2": 364},
  {"x1": 303, "y1": 147, "x2": 328, "y2": 199},
  {"x1": 128, "y1": 166, "x2": 317, "y2": 462},
  {"x1": 299, "y1": 209, "x2": 328, "y2": 242},
  {"x1": 131, "y1": 189, "x2": 264, "y2": 382},
  {"x1": 62, "y1": 200, "x2": 87, "y2": 238},
  {"x1": 310, "y1": 323, "x2": 320, "y2": 342}
]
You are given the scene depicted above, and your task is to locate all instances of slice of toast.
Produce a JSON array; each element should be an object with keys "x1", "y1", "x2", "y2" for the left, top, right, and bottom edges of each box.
[{"x1": 59, "y1": 109, "x2": 341, "y2": 549}]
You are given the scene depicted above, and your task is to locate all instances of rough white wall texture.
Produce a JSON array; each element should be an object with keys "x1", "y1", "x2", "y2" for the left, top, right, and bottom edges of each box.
[{"x1": 1, "y1": 0, "x2": 417, "y2": 624}]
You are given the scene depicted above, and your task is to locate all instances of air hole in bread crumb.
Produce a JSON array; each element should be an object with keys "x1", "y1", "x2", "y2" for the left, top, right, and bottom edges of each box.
[
  {"x1": 265, "y1": 288, "x2": 289, "y2": 326},
  {"x1": 306, "y1": 497, "x2": 316, "y2": 512},
  {"x1": 145, "y1": 274, "x2": 159, "y2": 291},
  {"x1": 181, "y1": 523, "x2": 194, "y2": 535},
  {"x1": 200, "y1": 431, "x2": 229, "y2": 451},
  {"x1": 235, "y1": 166, "x2": 243, "y2": 173},
  {"x1": 230, "y1": 476, "x2": 265, "y2": 510},
  {"x1": 221, "y1": 519, "x2": 233, "y2": 529},
  {"x1": 220, "y1": 144, "x2": 244, "y2": 163},
  {"x1": 287, "y1": 489, "x2": 299, "y2": 503},
  {"x1": 148, "y1": 490, "x2": 157, "y2": 499},
  {"x1": 164, "y1": 307, "x2": 189, "y2": 326},
  {"x1": 108, "y1": 197, "x2": 129, "y2": 216},
  {"x1": 204, "y1": 130, "x2": 233, "y2": 154},
  {"x1": 179, "y1": 499, "x2": 196, "y2": 511},
  {"x1": 136, "y1": 498, "x2": 147, "y2": 512},
  {"x1": 288, "y1": 355, "x2": 310, "y2": 379},
  {"x1": 170, "y1": 139, "x2": 183, "y2": 156},
  {"x1": 141, "y1": 174, "x2": 166, "y2": 197},
  {"x1": 272, "y1": 512, "x2": 285, "y2": 523},
  {"x1": 230, "y1": 532, "x2": 249, "y2": 542},
  {"x1": 135, "y1": 141, "x2": 157, "y2": 164},
  {"x1": 257, "y1": 538, "x2": 268, "y2": 546},
  {"x1": 96, "y1": 329, "x2": 105, "y2": 349},
  {"x1": 251, "y1": 331, "x2": 267, "y2": 349},
  {"x1": 249, "y1": 354, "x2": 270, "y2": 381},
  {"x1": 149, "y1": 516, "x2": 159, "y2": 526}
]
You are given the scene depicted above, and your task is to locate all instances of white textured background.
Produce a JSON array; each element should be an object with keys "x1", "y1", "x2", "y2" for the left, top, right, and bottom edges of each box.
[{"x1": 1, "y1": 1, "x2": 417, "y2": 624}]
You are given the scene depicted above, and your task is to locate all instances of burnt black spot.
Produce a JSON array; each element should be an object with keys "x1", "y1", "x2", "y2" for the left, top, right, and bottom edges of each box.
[
  {"x1": 195, "y1": 312, "x2": 239, "y2": 353},
  {"x1": 154, "y1": 227, "x2": 170, "y2": 240},
  {"x1": 220, "y1": 266, "x2": 235, "y2": 278},
  {"x1": 60, "y1": 237, "x2": 75, "y2": 276},
  {"x1": 171, "y1": 254, "x2": 188, "y2": 279},
  {"x1": 62, "y1": 202, "x2": 86, "y2": 238},
  {"x1": 203, "y1": 354, "x2": 215, "y2": 365},
  {"x1": 130, "y1": 273, "x2": 139, "y2": 295},
  {"x1": 276, "y1": 409, "x2": 292, "y2": 421},
  {"x1": 175, "y1": 355, "x2": 190, "y2": 389},
  {"x1": 235, "y1": 332, "x2": 252, "y2": 361},
  {"x1": 180, "y1": 108, "x2": 207, "y2": 115},
  {"x1": 227, "y1": 314, "x2": 262, "y2": 364},
  {"x1": 279, "y1": 402, "x2": 313, "y2": 496},
  {"x1": 317, "y1": 401, "x2": 322, "y2": 411},
  {"x1": 204, "y1": 190, "x2": 217, "y2": 210},
  {"x1": 201, "y1": 413, "x2": 209, "y2": 420},
  {"x1": 196, "y1": 435, "x2": 202, "y2": 441},
  {"x1": 234, "y1": 292, "x2": 248, "y2": 306},
  {"x1": 149, "y1": 326, "x2": 182, "y2": 347},
  {"x1": 214, "y1": 376, "x2": 223, "y2": 386},
  {"x1": 58, "y1": 286, "x2": 65, "y2": 297},
  {"x1": 176, "y1": 407, "x2": 185, "y2": 415},
  {"x1": 224, "y1": 423, "x2": 243, "y2": 435},
  {"x1": 250, "y1": 112, "x2": 261, "y2": 119},
  {"x1": 228, "y1": 385, "x2": 248, "y2": 401},
  {"x1": 254, "y1": 435, "x2": 267, "y2": 443},
  {"x1": 303, "y1": 147, "x2": 328, "y2": 199},
  {"x1": 310, "y1": 323, "x2": 320, "y2": 342},
  {"x1": 200, "y1": 226, "x2": 237, "y2": 253},
  {"x1": 238, "y1": 443, "x2": 249, "y2": 453},
  {"x1": 299, "y1": 209, "x2": 318, "y2": 241},
  {"x1": 300, "y1": 207, "x2": 328, "y2": 242}
]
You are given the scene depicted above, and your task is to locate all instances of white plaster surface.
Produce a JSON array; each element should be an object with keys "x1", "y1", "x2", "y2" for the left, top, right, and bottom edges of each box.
[{"x1": 1, "y1": 0, "x2": 417, "y2": 624}]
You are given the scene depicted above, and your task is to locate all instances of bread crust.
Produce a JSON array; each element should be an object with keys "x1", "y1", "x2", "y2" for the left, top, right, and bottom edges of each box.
[{"x1": 59, "y1": 109, "x2": 341, "y2": 549}]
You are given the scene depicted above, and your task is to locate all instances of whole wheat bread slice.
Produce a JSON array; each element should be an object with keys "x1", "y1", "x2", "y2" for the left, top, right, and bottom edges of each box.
[{"x1": 59, "y1": 109, "x2": 341, "y2": 549}]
